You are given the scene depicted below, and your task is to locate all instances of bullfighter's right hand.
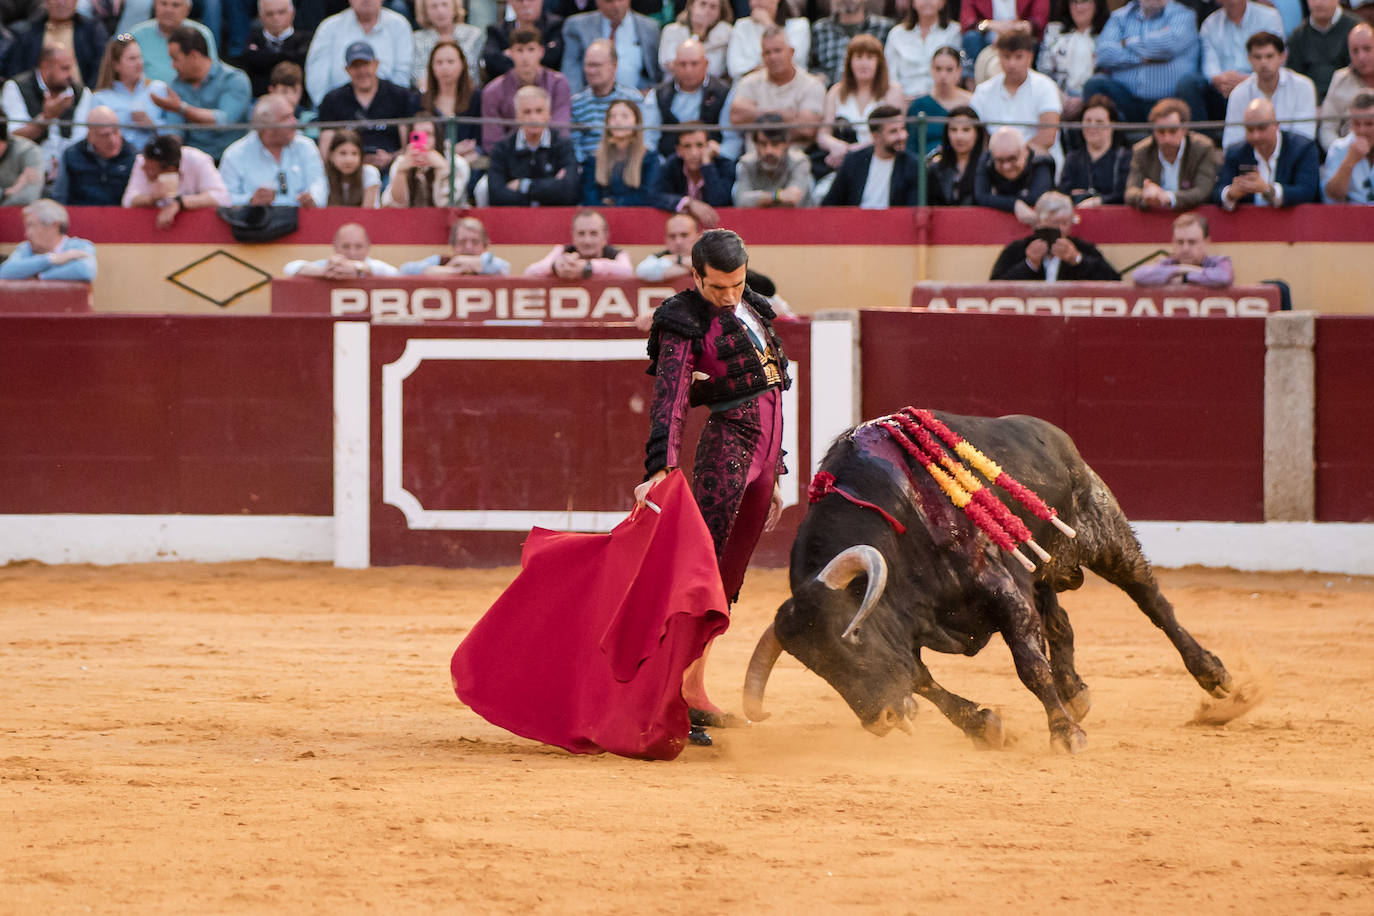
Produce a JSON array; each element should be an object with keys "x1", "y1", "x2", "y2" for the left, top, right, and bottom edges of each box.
[{"x1": 634, "y1": 469, "x2": 668, "y2": 507}]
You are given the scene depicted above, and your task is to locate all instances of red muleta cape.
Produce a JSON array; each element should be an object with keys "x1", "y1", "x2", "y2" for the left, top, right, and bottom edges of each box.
[{"x1": 450, "y1": 471, "x2": 730, "y2": 760}]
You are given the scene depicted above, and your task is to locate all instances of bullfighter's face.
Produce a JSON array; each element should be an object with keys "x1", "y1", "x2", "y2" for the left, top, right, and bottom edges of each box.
[{"x1": 694, "y1": 264, "x2": 747, "y2": 309}]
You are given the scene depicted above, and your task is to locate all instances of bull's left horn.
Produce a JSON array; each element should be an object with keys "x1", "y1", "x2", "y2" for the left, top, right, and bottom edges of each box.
[
  {"x1": 742, "y1": 623, "x2": 782, "y2": 722},
  {"x1": 816, "y1": 545, "x2": 888, "y2": 643}
]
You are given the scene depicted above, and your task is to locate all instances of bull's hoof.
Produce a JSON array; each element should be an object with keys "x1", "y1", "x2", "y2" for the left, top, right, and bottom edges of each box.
[
  {"x1": 969, "y1": 708, "x2": 1008, "y2": 750},
  {"x1": 1050, "y1": 723, "x2": 1088, "y2": 754},
  {"x1": 1064, "y1": 686, "x2": 1092, "y2": 723}
]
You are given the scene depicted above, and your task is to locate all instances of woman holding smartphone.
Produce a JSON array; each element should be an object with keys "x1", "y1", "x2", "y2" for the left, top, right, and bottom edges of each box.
[{"x1": 383, "y1": 119, "x2": 467, "y2": 207}]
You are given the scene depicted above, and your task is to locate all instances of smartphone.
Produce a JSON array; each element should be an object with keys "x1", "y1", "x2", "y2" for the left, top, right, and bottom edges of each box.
[
  {"x1": 1032, "y1": 227, "x2": 1061, "y2": 244},
  {"x1": 408, "y1": 130, "x2": 428, "y2": 153},
  {"x1": 1238, "y1": 163, "x2": 1257, "y2": 174}
]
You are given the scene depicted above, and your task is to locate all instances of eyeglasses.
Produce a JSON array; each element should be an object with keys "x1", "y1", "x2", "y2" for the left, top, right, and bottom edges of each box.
[{"x1": 276, "y1": 170, "x2": 288, "y2": 195}]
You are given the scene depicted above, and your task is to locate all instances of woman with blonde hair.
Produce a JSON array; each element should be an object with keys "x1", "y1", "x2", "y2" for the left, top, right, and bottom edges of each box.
[
  {"x1": 817, "y1": 34, "x2": 906, "y2": 170},
  {"x1": 413, "y1": 0, "x2": 484, "y2": 89},
  {"x1": 90, "y1": 34, "x2": 167, "y2": 150},
  {"x1": 581, "y1": 99, "x2": 661, "y2": 207},
  {"x1": 420, "y1": 40, "x2": 481, "y2": 168},
  {"x1": 659, "y1": 0, "x2": 733, "y2": 79}
]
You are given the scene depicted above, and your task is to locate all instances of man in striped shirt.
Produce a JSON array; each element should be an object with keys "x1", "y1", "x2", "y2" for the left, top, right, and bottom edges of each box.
[
  {"x1": 1082, "y1": 0, "x2": 1200, "y2": 125},
  {"x1": 569, "y1": 37, "x2": 659, "y2": 161}
]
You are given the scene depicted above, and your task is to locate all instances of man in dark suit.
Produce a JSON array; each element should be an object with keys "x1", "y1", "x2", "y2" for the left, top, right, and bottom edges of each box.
[
  {"x1": 561, "y1": 0, "x2": 661, "y2": 94},
  {"x1": 990, "y1": 191, "x2": 1121, "y2": 281},
  {"x1": 483, "y1": 0, "x2": 563, "y2": 78},
  {"x1": 4, "y1": 0, "x2": 107, "y2": 85},
  {"x1": 487, "y1": 84, "x2": 581, "y2": 206},
  {"x1": 236, "y1": 0, "x2": 313, "y2": 101},
  {"x1": 647, "y1": 124, "x2": 734, "y2": 225},
  {"x1": 651, "y1": 38, "x2": 727, "y2": 159},
  {"x1": 822, "y1": 104, "x2": 921, "y2": 207},
  {"x1": 1215, "y1": 96, "x2": 1321, "y2": 208},
  {"x1": 1124, "y1": 97, "x2": 1220, "y2": 211}
]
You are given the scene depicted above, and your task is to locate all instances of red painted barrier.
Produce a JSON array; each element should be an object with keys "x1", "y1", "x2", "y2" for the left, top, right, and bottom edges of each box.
[
  {"x1": 1315, "y1": 317, "x2": 1374, "y2": 522},
  {"x1": 912, "y1": 282, "x2": 1281, "y2": 317},
  {"x1": 0, "y1": 316, "x2": 333, "y2": 515},
  {"x1": 858, "y1": 311, "x2": 1267, "y2": 522},
  {"x1": 0, "y1": 280, "x2": 91, "y2": 313}
]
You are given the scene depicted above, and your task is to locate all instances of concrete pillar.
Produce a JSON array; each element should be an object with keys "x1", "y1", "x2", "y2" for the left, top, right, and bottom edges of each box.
[
  {"x1": 811, "y1": 310, "x2": 862, "y2": 476},
  {"x1": 1263, "y1": 311, "x2": 1316, "y2": 521}
]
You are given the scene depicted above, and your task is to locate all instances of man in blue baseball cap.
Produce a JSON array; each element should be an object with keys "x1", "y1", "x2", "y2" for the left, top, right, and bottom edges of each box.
[{"x1": 315, "y1": 38, "x2": 419, "y2": 178}]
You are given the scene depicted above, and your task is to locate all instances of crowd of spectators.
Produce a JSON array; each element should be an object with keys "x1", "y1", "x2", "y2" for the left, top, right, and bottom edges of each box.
[{"x1": 2, "y1": 0, "x2": 1374, "y2": 235}]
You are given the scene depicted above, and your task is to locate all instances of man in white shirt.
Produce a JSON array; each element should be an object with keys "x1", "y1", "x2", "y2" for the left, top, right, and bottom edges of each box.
[
  {"x1": 304, "y1": 0, "x2": 412, "y2": 105},
  {"x1": 1176, "y1": 0, "x2": 1285, "y2": 130},
  {"x1": 1322, "y1": 90, "x2": 1374, "y2": 201},
  {"x1": 1222, "y1": 31, "x2": 1318, "y2": 148},
  {"x1": 970, "y1": 31, "x2": 1061, "y2": 155},
  {"x1": 1, "y1": 44, "x2": 91, "y2": 187},
  {"x1": 285, "y1": 222, "x2": 399, "y2": 278}
]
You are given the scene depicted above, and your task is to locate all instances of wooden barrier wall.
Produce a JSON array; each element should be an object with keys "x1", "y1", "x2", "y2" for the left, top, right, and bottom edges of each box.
[{"x1": 4, "y1": 205, "x2": 1374, "y2": 317}]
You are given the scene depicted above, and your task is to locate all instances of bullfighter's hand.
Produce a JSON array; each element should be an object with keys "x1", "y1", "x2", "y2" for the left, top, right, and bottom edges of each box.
[
  {"x1": 765, "y1": 480, "x2": 783, "y2": 532},
  {"x1": 634, "y1": 469, "x2": 668, "y2": 507}
]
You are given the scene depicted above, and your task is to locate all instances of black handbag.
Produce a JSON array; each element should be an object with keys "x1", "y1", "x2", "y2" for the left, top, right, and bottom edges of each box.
[{"x1": 216, "y1": 205, "x2": 300, "y2": 243}]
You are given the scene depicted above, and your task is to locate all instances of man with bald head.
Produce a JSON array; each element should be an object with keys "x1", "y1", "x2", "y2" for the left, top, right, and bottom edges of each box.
[
  {"x1": 1, "y1": 43, "x2": 92, "y2": 186},
  {"x1": 1216, "y1": 96, "x2": 1320, "y2": 208},
  {"x1": 649, "y1": 39, "x2": 729, "y2": 159},
  {"x1": 973, "y1": 125, "x2": 1056, "y2": 221},
  {"x1": 568, "y1": 37, "x2": 660, "y2": 161},
  {"x1": 1319, "y1": 23, "x2": 1374, "y2": 148},
  {"x1": 52, "y1": 105, "x2": 135, "y2": 204},
  {"x1": 285, "y1": 223, "x2": 399, "y2": 279}
]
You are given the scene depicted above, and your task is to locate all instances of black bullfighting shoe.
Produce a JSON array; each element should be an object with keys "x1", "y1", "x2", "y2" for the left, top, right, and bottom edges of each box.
[
  {"x1": 689, "y1": 708, "x2": 746, "y2": 729},
  {"x1": 687, "y1": 725, "x2": 713, "y2": 746}
]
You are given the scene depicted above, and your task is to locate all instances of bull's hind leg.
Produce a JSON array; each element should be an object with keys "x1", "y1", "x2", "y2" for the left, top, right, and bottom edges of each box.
[
  {"x1": 1034, "y1": 582, "x2": 1091, "y2": 722},
  {"x1": 1085, "y1": 514, "x2": 1232, "y2": 698},
  {"x1": 989, "y1": 583, "x2": 1086, "y2": 753},
  {"x1": 911, "y1": 653, "x2": 1008, "y2": 749}
]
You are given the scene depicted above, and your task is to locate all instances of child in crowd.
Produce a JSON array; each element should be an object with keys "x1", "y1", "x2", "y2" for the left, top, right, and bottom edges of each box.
[
  {"x1": 324, "y1": 130, "x2": 381, "y2": 208},
  {"x1": 383, "y1": 119, "x2": 465, "y2": 207}
]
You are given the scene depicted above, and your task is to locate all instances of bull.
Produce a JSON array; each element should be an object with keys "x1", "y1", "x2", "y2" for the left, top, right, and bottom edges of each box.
[{"x1": 742, "y1": 410, "x2": 1235, "y2": 752}]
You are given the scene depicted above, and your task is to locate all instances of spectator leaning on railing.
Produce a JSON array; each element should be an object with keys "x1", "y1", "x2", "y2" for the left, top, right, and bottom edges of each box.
[
  {"x1": 1321, "y1": 90, "x2": 1374, "y2": 202},
  {"x1": 523, "y1": 206, "x2": 634, "y2": 279},
  {"x1": 219, "y1": 93, "x2": 326, "y2": 205},
  {"x1": 1132, "y1": 212, "x2": 1235, "y2": 286},
  {"x1": 635, "y1": 210, "x2": 698, "y2": 282},
  {"x1": 285, "y1": 221, "x2": 398, "y2": 277},
  {"x1": 51, "y1": 104, "x2": 135, "y2": 205},
  {"x1": 400, "y1": 216, "x2": 512, "y2": 276},
  {"x1": 973, "y1": 124, "x2": 1055, "y2": 220},
  {"x1": 989, "y1": 190, "x2": 1120, "y2": 281},
  {"x1": 123, "y1": 132, "x2": 231, "y2": 228},
  {"x1": 0, "y1": 197, "x2": 96, "y2": 282},
  {"x1": 1124, "y1": 96, "x2": 1219, "y2": 210},
  {"x1": 1216, "y1": 96, "x2": 1320, "y2": 208}
]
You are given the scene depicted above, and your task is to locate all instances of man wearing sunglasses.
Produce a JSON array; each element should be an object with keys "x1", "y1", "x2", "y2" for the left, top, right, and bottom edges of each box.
[{"x1": 219, "y1": 93, "x2": 326, "y2": 205}]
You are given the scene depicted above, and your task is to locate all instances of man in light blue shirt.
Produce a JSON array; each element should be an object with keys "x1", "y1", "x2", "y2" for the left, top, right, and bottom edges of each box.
[
  {"x1": 1322, "y1": 90, "x2": 1374, "y2": 201},
  {"x1": 304, "y1": 0, "x2": 413, "y2": 106},
  {"x1": 152, "y1": 26, "x2": 252, "y2": 161},
  {"x1": 218, "y1": 95, "x2": 327, "y2": 205},
  {"x1": 129, "y1": 0, "x2": 218, "y2": 85},
  {"x1": 568, "y1": 38, "x2": 660, "y2": 161},
  {"x1": 1176, "y1": 0, "x2": 1285, "y2": 133},
  {"x1": 1083, "y1": 0, "x2": 1200, "y2": 124},
  {"x1": 400, "y1": 217, "x2": 513, "y2": 276},
  {"x1": 0, "y1": 198, "x2": 96, "y2": 282}
]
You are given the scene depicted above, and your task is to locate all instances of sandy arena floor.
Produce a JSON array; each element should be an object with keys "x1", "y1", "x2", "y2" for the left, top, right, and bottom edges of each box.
[{"x1": 2, "y1": 560, "x2": 1372, "y2": 914}]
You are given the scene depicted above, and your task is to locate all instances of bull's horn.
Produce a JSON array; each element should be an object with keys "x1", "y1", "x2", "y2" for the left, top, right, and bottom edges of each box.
[
  {"x1": 816, "y1": 545, "x2": 888, "y2": 643},
  {"x1": 742, "y1": 623, "x2": 782, "y2": 723}
]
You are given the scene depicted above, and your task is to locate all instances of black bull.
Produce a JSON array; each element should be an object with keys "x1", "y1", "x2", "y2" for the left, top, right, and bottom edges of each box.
[{"x1": 742, "y1": 411, "x2": 1234, "y2": 752}]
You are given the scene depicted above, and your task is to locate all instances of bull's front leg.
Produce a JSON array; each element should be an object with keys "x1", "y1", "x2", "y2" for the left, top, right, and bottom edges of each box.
[
  {"x1": 990, "y1": 585, "x2": 1087, "y2": 753},
  {"x1": 910, "y1": 652, "x2": 1009, "y2": 749},
  {"x1": 1034, "y1": 582, "x2": 1091, "y2": 722}
]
